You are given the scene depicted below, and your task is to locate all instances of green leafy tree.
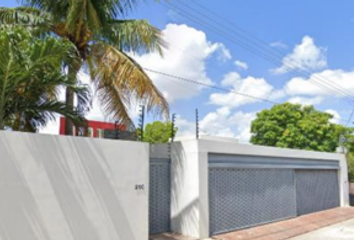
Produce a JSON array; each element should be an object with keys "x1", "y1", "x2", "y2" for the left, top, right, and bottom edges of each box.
[
  {"x1": 0, "y1": 26, "x2": 89, "y2": 131},
  {"x1": 139, "y1": 121, "x2": 178, "y2": 143},
  {"x1": 344, "y1": 136, "x2": 354, "y2": 182},
  {"x1": 347, "y1": 152, "x2": 354, "y2": 182},
  {"x1": 0, "y1": 0, "x2": 169, "y2": 134},
  {"x1": 250, "y1": 103, "x2": 350, "y2": 152}
]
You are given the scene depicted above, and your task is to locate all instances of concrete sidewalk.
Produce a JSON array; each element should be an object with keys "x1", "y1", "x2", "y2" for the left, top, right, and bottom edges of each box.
[
  {"x1": 214, "y1": 207, "x2": 354, "y2": 240},
  {"x1": 289, "y1": 218, "x2": 354, "y2": 240},
  {"x1": 150, "y1": 207, "x2": 354, "y2": 240}
]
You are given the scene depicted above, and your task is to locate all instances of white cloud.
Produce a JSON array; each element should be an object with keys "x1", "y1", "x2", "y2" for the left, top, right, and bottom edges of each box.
[
  {"x1": 220, "y1": 72, "x2": 242, "y2": 87},
  {"x1": 215, "y1": 43, "x2": 232, "y2": 63},
  {"x1": 234, "y1": 60, "x2": 248, "y2": 70},
  {"x1": 132, "y1": 24, "x2": 232, "y2": 103},
  {"x1": 287, "y1": 96, "x2": 323, "y2": 106},
  {"x1": 325, "y1": 109, "x2": 341, "y2": 124},
  {"x1": 272, "y1": 36, "x2": 327, "y2": 74},
  {"x1": 270, "y1": 41, "x2": 288, "y2": 49},
  {"x1": 209, "y1": 72, "x2": 282, "y2": 109},
  {"x1": 176, "y1": 108, "x2": 256, "y2": 143},
  {"x1": 269, "y1": 89, "x2": 287, "y2": 101},
  {"x1": 175, "y1": 115, "x2": 196, "y2": 137},
  {"x1": 285, "y1": 69, "x2": 354, "y2": 97},
  {"x1": 199, "y1": 107, "x2": 235, "y2": 138}
]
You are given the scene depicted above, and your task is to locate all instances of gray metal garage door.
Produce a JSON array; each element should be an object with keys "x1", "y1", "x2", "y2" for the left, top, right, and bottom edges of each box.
[
  {"x1": 208, "y1": 154, "x2": 340, "y2": 235},
  {"x1": 149, "y1": 159, "x2": 171, "y2": 234},
  {"x1": 209, "y1": 168, "x2": 297, "y2": 235},
  {"x1": 296, "y1": 170, "x2": 340, "y2": 216}
]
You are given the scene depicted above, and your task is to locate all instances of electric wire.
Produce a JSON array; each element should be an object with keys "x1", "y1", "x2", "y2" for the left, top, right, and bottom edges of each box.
[
  {"x1": 187, "y1": 0, "x2": 354, "y2": 99},
  {"x1": 168, "y1": 1, "x2": 354, "y2": 100},
  {"x1": 142, "y1": 67, "x2": 347, "y2": 124},
  {"x1": 162, "y1": 1, "x2": 354, "y2": 104},
  {"x1": 102, "y1": 55, "x2": 348, "y2": 123},
  {"x1": 346, "y1": 107, "x2": 354, "y2": 127}
]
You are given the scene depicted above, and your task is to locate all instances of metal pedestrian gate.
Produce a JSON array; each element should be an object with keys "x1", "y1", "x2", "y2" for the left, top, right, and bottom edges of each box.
[
  {"x1": 208, "y1": 154, "x2": 340, "y2": 236},
  {"x1": 149, "y1": 158, "x2": 171, "y2": 234}
]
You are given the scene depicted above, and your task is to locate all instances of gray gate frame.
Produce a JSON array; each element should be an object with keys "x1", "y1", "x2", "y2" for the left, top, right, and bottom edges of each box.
[{"x1": 170, "y1": 138, "x2": 349, "y2": 239}]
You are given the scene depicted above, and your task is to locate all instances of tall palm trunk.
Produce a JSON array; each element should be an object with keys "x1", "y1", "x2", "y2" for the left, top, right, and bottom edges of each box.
[
  {"x1": 0, "y1": 114, "x2": 4, "y2": 130},
  {"x1": 64, "y1": 64, "x2": 80, "y2": 135}
]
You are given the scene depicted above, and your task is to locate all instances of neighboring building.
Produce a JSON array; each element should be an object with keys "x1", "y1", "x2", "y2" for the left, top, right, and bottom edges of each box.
[{"x1": 59, "y1": 117, "x2": 126, "y2": 138}]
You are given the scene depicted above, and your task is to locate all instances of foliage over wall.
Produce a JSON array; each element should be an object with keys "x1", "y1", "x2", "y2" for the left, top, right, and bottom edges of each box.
[
  {"x1": 250, "y1": 103, "x2": 351, "y2": 152},
  {"x1": 250, "y1": 103, "x2": 354, "y2": 181},
  {"x1": 139, "y1": 121, "x2": 178, "y2": 143}
]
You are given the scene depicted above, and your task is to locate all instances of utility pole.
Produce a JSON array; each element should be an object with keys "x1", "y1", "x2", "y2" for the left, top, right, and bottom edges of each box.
[
  {"x1": 196, "y1": 108, "x2": 199, "y2": 139},
  {"x1": 138, "y1": 105, "x2": 145, "y2": 141},
  {"x1": 171, "y1": 113, "x2": 176, "y2": 142},
  {"x1": 168, "y1": 113, "x2": 176, "y2": 159},
  {"x1": 115, "y1": 121, "x2": 120, "y2": 139}
]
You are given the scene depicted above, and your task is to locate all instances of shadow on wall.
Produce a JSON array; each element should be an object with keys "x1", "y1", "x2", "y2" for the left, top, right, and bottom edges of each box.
[
  {"x1": 170, "y1": 198, "x2": 199, "y2": 237},
  {"x1": 0, "y1": 133, "x2": 142, "y2": 240},
  {"x1": 171, "y1": 142, "x2": 186, "y2": 213},
  {"x1": 171, "y1": 142, "x2": 199, "y2": 237},
  {"x1": 0, "y1": 136, "x2": 52, "y2": 240}
]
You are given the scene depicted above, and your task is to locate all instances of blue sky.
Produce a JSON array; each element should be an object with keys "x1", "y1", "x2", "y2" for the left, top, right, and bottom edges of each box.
[{"x1": 4, "y1": 0, "x2": 354, "y2": 141}]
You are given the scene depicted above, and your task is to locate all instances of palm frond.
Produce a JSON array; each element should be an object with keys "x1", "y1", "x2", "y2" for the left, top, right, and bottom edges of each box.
[
  {"x1": 102, "y1": 19, "x2": 165, "y2": 54},
  {"x1": 97, "y1": 81, "x2": 134, "y2": 127},
  {"x1": 0, "y1": 7, "x2": 50, "y2": 35},
  {"x1": 89, "y1": 0, "x2": 138, "y2": 18},
  {"x1": 68, "y1": 82, "x2": 92, "y2": 115},
  {"x1": 19, "y1": 100, "x2": 87, "y2": 129},
  {"x1": 90, "y1": 42, "x2": 169, "y2": 126},
  {"x1": 0, "y1": 26, "x2": 88, "y2": 131}
]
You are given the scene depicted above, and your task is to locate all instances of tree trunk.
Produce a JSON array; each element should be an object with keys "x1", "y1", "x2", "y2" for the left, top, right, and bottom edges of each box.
[
  {"x1": 0, "y1": 116, "x2": 4, "y2": 130},
  {"x1": 12, "y1": 113, "x2": 22, "y2": 131},
  {"x1": 65, "y1": 87, "x2": 75, "y2": 135},
  {"x1": 64, "y1": 65, "x2": 79, "y2": 135}
]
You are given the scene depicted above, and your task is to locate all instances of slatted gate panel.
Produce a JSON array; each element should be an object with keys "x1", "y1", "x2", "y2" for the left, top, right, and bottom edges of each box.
[
  {"x1": 209, "y1": 168, "x2": 297, "y2": 235},
  {"x1": 149, "y1": 160, "x2": 171, "y2": 234},
  {"x1": 295, "y1": 170, "x2": 340, "y2": 216}
]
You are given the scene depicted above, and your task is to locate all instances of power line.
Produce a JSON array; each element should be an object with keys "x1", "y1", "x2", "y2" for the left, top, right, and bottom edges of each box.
[
  {"x1": 172, "y1": 1, "x2": 354, "y2": 99},
  {"x1": 102, "y1": 54, "x2": 349, "y2": 125},
  {"x1": 166, "y1": 42, "x2": 290, "y2": 103},
  {"x1": 103, "y1": 55, "x2": 348, "y2": 124},
  {"x1": 162, "y1": 2, "x2": 353, "y2": 126},
  {"x1": 102, "y1": 55, "x2": 349, "y2": 125},
  {"x1": 143, "y1": 67, "x2": 347, "y2": 124},
  {"x1": 346, "y1": 107, "x2": 354, "y2": 127},
  {"x1": 143, "y1": 67, "x2": 277, "y2": 104},
  {"x1": 150, "y1": 11, "x2": 353, "y2": 110},
  {"x1": 188, "y1": 0, "x2": 354, "y2": 99},
  {"x1": 162, "y1": 1, "x2": 354, "y2": 104}
]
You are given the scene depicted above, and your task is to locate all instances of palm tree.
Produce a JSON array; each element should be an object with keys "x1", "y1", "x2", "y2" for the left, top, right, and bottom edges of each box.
[
  {"x1": 0, "y1": 26, "x2": 90, "y2": 132},
  {"x1": 0, "y1": 0, "x2": 169, "y2": 135}
]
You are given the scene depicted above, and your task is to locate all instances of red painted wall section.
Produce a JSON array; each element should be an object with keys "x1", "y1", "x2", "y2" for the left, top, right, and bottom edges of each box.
[{"x1": 59, "y1": 117, "x2": 126, "y2": 137}]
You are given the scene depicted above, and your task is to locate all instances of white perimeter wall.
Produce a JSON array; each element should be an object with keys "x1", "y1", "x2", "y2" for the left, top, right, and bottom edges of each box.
[
  {"x1": 171, "y1": 139, "x2": 349, "y2": 239},
  {"x1": 0, "y1": 131, "x2": 149, "y2": 240}
]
